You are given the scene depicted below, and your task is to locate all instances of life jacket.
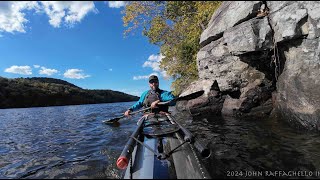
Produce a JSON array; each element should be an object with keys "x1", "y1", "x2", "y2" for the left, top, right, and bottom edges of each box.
[{"x1": 143, "y1": 89, "x2": 169, "y2": 113}]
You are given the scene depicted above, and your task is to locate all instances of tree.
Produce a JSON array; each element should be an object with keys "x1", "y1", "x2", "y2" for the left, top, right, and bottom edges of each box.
[{"x1": 122, "y1": 1, "x2": 221, "y2": 95}]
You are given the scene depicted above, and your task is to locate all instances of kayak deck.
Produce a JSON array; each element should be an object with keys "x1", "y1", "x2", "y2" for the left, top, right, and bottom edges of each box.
[{"x1": 122, "y1": 113, "x2": 210, "y2": 179}]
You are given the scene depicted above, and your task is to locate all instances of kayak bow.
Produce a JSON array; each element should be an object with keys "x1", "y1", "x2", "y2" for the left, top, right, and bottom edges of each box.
[{"x1": 117, "y1": 112, "x2": 211, "y2": 179}]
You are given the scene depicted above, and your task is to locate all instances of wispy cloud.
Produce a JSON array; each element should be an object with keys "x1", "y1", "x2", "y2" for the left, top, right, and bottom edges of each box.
[
  {"x1": 108, "y1": 1, "x2": 126, "y2": 8},
  {"x1": 109, "y1": 68, "x2": 113, "y2": 71},
  {"x1": 63, "y1": 69, "x2": 90, "y2": 79},
  {"x1": 33, "y1": 65, "x2": 40, "y2": 68},
  {"x1": 133, "y1": 72, "x2": 158, "y2": 80},
  {"x1": 133, "y1": 75, "x2": 149, "y2": 80},
  {"x1": 39, "y1": 67, "x2": 58, "y2": 76},
  {"x1": 0, "y1": 1, "x2": 97, "y2": 33},
  {"x1": 4, "y1": 65, "x2": 32, "y2": 75},
  {"x1": 133, "y1": 54, "x2": 169, "y2": 80}
]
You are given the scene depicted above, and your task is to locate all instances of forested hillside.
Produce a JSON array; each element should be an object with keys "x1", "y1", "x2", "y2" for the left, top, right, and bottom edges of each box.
[{"x1": 0, "y1": 77, "x2": 139, "y2": 109}]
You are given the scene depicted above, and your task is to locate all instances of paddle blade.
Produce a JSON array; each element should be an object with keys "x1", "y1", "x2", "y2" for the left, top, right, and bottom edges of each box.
[
  {"x1": 177, "y1": 90, "x2": 204, "y2": 101},
  {"x1": 103, "y1": 117, "x2": 121, "y2": 124}
]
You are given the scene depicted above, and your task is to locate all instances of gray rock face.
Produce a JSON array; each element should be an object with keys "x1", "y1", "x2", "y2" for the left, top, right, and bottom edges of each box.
[
  {"x1": 267, "y1": 1, "x2": 320, "y2": 42},
  {"x1": 180, "y1": 1, "x2": 320, "y2": 131},
  {"x1": 223, "y1": 17, "x2": 273, "y2": 54},
  {"x1": 304, "y1": 2, "x2": 320, "y2": 39},
  {"x1": 268, "y1": 2, "x2": 308, "y2": 43},
  {"x1": 200, "y1": 1, "x2": 262, "y2": 47},
  {"x1": 276, "y1": 39, "x2": 320, "y2": 130},
  {"x1": 198, "y1": 55, "x2": 252, "y2": 92}
]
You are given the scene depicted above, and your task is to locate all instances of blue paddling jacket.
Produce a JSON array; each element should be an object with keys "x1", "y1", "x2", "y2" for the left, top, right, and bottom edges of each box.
[{"x1": 129, "y1": 89, "x2": 175, "y2": 112}]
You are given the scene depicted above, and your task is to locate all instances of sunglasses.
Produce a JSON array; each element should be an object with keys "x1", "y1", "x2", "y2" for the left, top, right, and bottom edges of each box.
[{"x1": 149, "y1": 80, "x2": 159, "y2": 84}]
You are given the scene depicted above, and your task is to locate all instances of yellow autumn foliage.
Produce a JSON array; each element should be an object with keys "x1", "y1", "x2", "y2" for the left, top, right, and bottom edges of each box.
[{"x1": 122, "y1": 1, "x2": 222, "y2": 95}]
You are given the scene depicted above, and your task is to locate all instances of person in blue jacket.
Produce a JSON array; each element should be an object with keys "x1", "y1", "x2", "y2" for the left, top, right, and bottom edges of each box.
[{"x1": 124, "y1": 75, "x2": 175, "y2": 116}]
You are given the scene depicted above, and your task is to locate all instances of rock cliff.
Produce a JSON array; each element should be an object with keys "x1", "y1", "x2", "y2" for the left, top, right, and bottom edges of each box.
[{"x1": 179, "y1": 1, "x2": 320, "y2": 131}]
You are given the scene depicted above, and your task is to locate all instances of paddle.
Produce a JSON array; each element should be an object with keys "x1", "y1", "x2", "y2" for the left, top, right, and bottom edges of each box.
[
  {"x1": 102, "y1": 107, "x2": 151, "y2": 124},
  {"x1": 158, "y1": 90, "x2": 204, "y2": 105},
  {"x1": 102, "y1": 90, "x2": 204, "y2": 124}
]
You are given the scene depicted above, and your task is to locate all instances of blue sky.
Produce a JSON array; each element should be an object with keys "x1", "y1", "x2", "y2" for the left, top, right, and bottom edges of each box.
[{"x1": 0, "y1": 1, "x2": 173, "y2": 96}]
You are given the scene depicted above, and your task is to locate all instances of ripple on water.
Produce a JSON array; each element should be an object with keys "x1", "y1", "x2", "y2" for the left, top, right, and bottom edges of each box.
[{"x1": 0, "y1": 102, "x2": 137, "y2": 179}]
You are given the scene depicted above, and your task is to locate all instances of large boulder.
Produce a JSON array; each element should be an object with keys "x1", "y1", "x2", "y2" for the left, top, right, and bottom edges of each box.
[{"x1": 176, "y1": 80, "x2": 223, "y2": 115}]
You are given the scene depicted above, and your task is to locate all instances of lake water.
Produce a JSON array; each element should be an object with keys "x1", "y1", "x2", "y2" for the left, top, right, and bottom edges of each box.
[
  {"x1": 178, "y1": 112, "x2": 320, "y2": 179},
  {"x1": 1, "y1": 102, "x2": 320, "y2": 179},
  {"x1": 0, "y1": 102, "x2": 139, "y2": 179}
]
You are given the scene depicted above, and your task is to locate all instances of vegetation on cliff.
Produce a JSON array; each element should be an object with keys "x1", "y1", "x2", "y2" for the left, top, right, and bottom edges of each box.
[
  {"x1": 122, "y1": 1, "x2": 222, "y2": 95},
  {"x1": 0, "y1": 77, "x2": 139, "y2": 109}
]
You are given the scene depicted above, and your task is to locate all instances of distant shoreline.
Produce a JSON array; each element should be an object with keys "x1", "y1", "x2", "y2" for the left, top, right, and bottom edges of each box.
[{"x1": 0, "y1": 77, "x2": 139, "y2": 109}]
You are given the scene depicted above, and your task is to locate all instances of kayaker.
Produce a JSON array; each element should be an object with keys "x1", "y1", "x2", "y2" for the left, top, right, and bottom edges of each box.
[{"x1": 124, "y1": 75, "x2": 176, "y2": 116}]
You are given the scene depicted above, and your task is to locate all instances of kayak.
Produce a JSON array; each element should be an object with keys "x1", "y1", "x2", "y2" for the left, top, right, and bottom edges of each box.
[{"x1": 116, "y1": 112, "x2": 211, "y2": 179}]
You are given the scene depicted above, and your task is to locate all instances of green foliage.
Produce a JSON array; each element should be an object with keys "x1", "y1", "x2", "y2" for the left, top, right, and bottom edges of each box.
[
  {"x1": 122, "y1": 1, "x2": 221, "y2": 95},
  {"x1": 0, "y1": 77, "x2": 139, "y2": 109}
]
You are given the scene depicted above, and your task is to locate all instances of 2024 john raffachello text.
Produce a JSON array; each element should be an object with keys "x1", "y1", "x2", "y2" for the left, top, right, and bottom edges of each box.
[{"x1": 227, "y1": 170, "x2": 320, "y2": 177}]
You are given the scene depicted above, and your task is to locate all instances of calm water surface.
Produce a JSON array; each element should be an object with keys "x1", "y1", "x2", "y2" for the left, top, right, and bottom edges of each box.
[
  {"x1": 1, "y1": 103, "x2": 320, "y2": 179},
  {"x1": 0, "y1": 102, "x2": 139, "y2": 179}
]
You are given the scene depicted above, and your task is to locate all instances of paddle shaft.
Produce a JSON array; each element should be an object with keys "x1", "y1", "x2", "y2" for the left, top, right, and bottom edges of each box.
[
  {"x1": 123, "y1": 107, "x2": 151, "y2": 117},
  {"x1": 103, "y1": 107, "x2": 151, "y2": 123},
  {"x1": 103, "y1": 90, "x2": 204, "y2": 123},
  {"x1": 158, "y1": 90, "x2": 204, "y2": 106}
]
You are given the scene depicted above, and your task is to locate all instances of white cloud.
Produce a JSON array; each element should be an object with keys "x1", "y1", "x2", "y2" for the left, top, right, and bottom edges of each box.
[
  {"x1": 133, "y1": 72, "x2": 158, "y2": 80},
  {"x1": 138, "y1": 54, "x2": 170, "y2": 79},
  {"x1": 0, "y1": 1, "x2": 40, "y2": 33},
  {"x1": 63, "y1": 69, "x2": 90, "y2": 79},
  {"x1": 33, "y1": 64, "x2": 40, "y2": 68},
  {"x1": 0, "y1": 1, "x2": 97, "y2": 33},
  {"x1": 4, "y1": 65, "x2": 32, "y2": 75},
  {"x1": 41, "y1": 1, "x2": 97, "y2": 28},
  {"x1": 143, "y1": 54, "x2": 165, "y2": 72},
  {"x1": 148, "y1": 54, "x2": 162, "y2": 61},
  {"x1": 109, "y1": 68, "x2": 113, "y2": 71},
  {"x1": 108, "y1": 1, "x2": 126, "y2": 8},
  {"x1": 39, "y1": 67, "x2": 58, "y2": 76}
]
